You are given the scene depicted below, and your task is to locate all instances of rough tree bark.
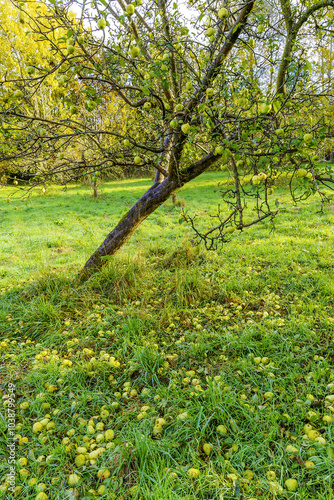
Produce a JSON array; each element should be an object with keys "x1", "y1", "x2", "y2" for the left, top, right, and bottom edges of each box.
[{"x1": 81, "y1": 148, "x2": 221, "y2": 279}]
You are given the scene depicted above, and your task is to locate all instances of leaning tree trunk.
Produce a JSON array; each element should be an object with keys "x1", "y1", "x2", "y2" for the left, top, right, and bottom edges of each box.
[
  {"x1": 79, "y1": 177, "x2": 177, "y2": 280},
  {"x1": 79, "y1": 146, "x2": 220, "y2": 280}
]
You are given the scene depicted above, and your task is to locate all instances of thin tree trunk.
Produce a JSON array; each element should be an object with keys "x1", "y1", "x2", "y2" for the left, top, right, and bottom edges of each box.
[
  {"x1": 276, "y1": 0, "x2": 334, "y2": 96},
  {"x1": 93, "y1": 179, "x2": 98, "y2": 198}
]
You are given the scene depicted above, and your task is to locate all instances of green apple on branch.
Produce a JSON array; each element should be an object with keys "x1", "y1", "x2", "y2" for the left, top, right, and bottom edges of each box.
[{"x1": 97, "y1": 18, "x2": 106, "y2": 30}]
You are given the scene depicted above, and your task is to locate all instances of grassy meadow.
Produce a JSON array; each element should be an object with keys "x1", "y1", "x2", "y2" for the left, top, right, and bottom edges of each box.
[{"x1": 1, "y1": 172, "x2": 334, "y2": 500}]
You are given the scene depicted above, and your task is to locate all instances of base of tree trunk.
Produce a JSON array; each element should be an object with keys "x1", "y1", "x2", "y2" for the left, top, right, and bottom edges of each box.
[{"x1": 78, "y1": 178, "x2": 177, "y2": 281}]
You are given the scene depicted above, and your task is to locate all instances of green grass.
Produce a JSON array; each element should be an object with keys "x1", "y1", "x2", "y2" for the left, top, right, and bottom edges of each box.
[{"x1": 0, "y1": 172, "x2": 334, "y2": 499}]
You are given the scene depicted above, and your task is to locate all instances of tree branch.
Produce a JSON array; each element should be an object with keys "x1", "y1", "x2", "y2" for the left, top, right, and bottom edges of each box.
[
  {"x1": 186, "y1": 1, "x2": 256, "y2": 113},
  {"x1": 296, "y1": 0, "x2": 334, "y2": 30},
  {"x1": 277, "y1": 0, "x2": 334, "y2": 95}
]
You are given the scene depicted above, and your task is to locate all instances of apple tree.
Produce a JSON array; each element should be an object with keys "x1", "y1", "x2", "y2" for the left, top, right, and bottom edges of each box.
[{"x1": 0, "y1": 0, "x2": 334, "y2": 278}]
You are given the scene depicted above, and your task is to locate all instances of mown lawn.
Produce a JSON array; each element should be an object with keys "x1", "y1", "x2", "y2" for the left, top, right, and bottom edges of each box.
[{"x1": 0, "y1": 172, "x2": 334, "y2": 500}]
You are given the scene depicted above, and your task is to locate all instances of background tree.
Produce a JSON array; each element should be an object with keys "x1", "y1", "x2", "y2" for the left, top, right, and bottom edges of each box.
[{"x1": 1, "y1": 0, "x2": 334, "y2": 279}]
